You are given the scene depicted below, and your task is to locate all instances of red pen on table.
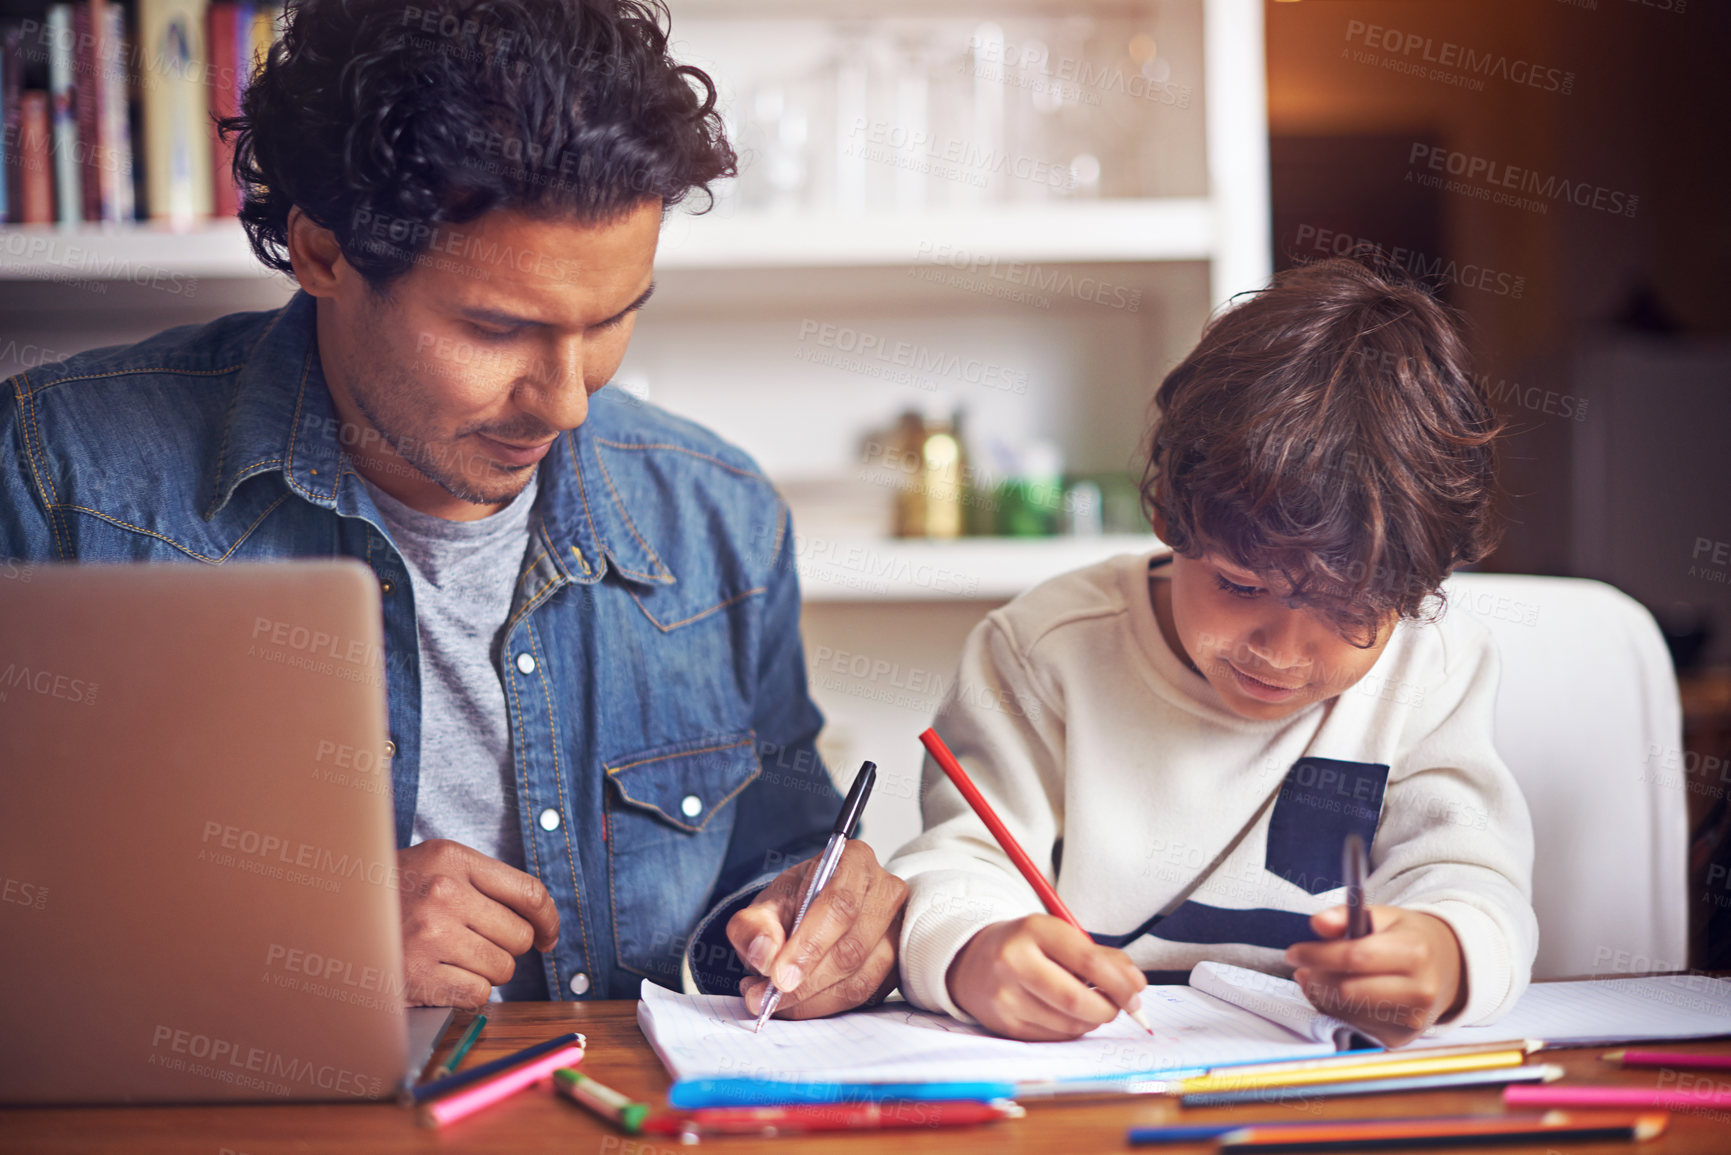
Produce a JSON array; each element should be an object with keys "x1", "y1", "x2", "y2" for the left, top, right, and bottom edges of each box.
[
  {"x1": 919, "y1": 726, "x2": 1154, "y2": 1034},
  {"x1": 644, "y1": 1098, "x2": 1022, "y2": 1137}
]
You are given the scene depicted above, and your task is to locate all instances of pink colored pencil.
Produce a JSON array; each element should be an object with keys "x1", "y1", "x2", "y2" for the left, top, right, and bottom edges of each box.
[
  {"x1": 1605, "y1": 1048, "x2": 1731, "y2": 1072},
  {"x1": 420, "y1": 1043, "x2": 587, "y2": 1127},
  {"x1": 1506, "y1": 1083, "x2": 1731, "y2": 1111}
]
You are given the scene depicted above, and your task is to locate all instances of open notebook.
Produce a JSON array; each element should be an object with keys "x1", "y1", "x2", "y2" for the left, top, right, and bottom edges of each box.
[{"x1": 637, "y1": 964, "x2": 1731, "y2": 1086}]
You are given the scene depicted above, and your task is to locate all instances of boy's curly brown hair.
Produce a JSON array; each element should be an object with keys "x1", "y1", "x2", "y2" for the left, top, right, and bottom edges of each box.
[{"x1": 1142, "y1": 256, "x2": 1505, "y2": 645}]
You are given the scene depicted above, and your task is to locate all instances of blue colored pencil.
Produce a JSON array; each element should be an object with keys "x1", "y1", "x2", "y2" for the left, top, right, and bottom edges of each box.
[{"x1": 668, "y1": 1077, "x2": 1017, "y2": 1109}]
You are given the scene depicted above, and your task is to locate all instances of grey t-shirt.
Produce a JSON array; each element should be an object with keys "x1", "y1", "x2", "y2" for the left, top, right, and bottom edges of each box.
[{"x1": 359, "y1": 468, "x2": 549, "y2": 1002}]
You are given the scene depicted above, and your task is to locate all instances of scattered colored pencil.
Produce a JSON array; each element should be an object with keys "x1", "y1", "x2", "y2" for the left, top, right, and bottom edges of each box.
[
  {"x1": 1207, "y1": 1038, "x2": 1542, "y2": 1081},
  {"x1": 1172, "y1": 1047, "x2": 1527, "y2": 1095},
  {"x1": 668, "y1": 1077, "x2": 1017, "y2": 1108},
  {"x1": 1605, "y1": 1048, "x2": 1731, "y2": 1072},
  {"x1": 554, "y1": 1068, "x2": 651, "y2": 1133},
  {"x1": 419, "y1": 1043, "x2": 586, "y2": 1128},
  {"x1": 1179, "y1": 1061, "x2": 1563, "y2": 1107},
  {"x1": 1508, "y1": 1082, "x2": 1731, "y2": 1110},
  {"x1": 1129, "y1": 1117, "x2": 1474, "y2": 1146},
  {"x1": 409, "y1": 1030, "x2": 586, "y2": 1104},
  {"x1": 425, "y1": 1013, "x2": 487, "y2": 1082},
  {"x1": 645, "y1": 1099, "x2": 1023, "y2": 1137},
  {"x1": 1213, "y1": 1110, "x2": 1668, "y2": 1151}
]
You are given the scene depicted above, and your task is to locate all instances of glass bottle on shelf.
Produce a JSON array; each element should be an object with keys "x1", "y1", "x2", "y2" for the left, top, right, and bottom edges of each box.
[{"x1": 918, "y1": 400, "x2": 964, "y2": 540}]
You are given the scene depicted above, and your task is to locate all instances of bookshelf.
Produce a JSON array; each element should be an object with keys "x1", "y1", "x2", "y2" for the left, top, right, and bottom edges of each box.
[{"x1": 0, "y1": 197, "x2": 1213, "y2": 279}]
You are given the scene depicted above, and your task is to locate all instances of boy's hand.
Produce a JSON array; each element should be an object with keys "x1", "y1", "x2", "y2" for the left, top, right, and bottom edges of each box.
[
  {"x1": 947, "y1": 914, "x2": 1146, "y2": 1041},
  {"x1": 1285, "y1": 905, "x2": 1467, "y2": 1047},
  {"x1": 729, "y1": 841, "x2": 907, "y2": 1020}
]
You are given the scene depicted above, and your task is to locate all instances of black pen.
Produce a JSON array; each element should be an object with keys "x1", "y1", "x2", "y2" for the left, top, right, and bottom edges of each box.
[
  {"x1": 752, "y1": 761, "x2": 877, "y2": 1032},
  {"x1": 1331, "y1": 833, "x2": 1374, "y2": 1051}
]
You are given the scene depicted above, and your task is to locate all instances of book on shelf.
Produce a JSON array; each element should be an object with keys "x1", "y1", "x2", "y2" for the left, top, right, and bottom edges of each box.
[
  {"x1": 46, "y1": 5, "x2": 80, "y2": 225},
  {"x1": 73, "y1": 0, "x2": 135, "y2": 223},
  {"x1": 140, "y1": 0, "x2": 212, "y2": 225},
  {"x1": 101, "y1": 1, "x2": 135, "y2": 221},
  {"x1": 73, "y1": 0, "x2": 102, "y2": 220},
  {"x1": 206, "y1": 0, "x2": 239, "y2": 216},
  {"x1": 1, "y1": 23, "x2": 20, "y2": 220},
  {"x1": 207, "y1": 1, "x2": 273, "y2": 217},
  {"x1": 19, "y1": 91, "x2": 53, "y2": 222},
  {"x1": 0, "y1": 1, "x2": 282, "y2": 229}
]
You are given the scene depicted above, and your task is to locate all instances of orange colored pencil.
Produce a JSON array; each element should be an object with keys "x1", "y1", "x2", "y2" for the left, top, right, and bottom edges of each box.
[{"x1": 1216, "y1": 1110, "x2": 1668, "y2": 1150}]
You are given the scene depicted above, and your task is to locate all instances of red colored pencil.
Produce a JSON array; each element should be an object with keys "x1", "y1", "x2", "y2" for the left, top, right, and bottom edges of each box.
[
  {"x1": 643, "y1": 1098, "x2": 1021, "y2": 1136},
  {"x1": 918, "y1": 727, "x2": 1153, "y2": 1033}
]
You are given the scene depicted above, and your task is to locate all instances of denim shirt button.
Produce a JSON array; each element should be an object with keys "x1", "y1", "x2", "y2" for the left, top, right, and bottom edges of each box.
[
  {"x1": 383, "y1": 738, "x2": 397, "y2": 758},
  {"x1": 538, "y1": 807, "x2": 561, "y2": 832},
  {"x1": 569, "y1": 972, "x2": 591, "y2": 996},
  {"x1": 379, "y1": 578, "x2": 394, "y2": 595},
  {"x1": 680, "y1": 794, "x2": 702, "y2": 819},
  {"x1": 515, "y1": 652, "x2": 537, "y2": 675}
]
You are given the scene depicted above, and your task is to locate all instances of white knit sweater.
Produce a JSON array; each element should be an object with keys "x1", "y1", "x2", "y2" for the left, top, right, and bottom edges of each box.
[{"x1": 889, "y1": 550, "x2": 1539, "y2": 1031}]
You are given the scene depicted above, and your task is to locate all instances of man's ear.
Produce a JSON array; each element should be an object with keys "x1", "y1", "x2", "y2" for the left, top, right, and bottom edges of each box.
[{"x1": 285, "y1": 206, "x2": 346, "y2": 299}]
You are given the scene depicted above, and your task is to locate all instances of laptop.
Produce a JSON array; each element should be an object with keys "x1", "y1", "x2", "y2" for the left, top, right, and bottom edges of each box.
[{"x1": 0, "y1": 560, "x2": 451, "y2": 1104}]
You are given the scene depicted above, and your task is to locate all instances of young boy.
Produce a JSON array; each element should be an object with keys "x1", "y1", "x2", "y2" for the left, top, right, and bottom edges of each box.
[{"x1": 888, "y1": 258, "x2": 1537, "y2": 1047}]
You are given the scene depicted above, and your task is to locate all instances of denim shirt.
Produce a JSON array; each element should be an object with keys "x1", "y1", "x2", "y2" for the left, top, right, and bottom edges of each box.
[{"x1": 0, "y1": 289, "x2": 841, "y2": 1000}]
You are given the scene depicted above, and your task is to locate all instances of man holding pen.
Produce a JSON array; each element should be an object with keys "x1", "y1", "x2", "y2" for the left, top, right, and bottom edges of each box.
[{"x1": 0, "y1": 0, "x2": 905, "y2": 1019}]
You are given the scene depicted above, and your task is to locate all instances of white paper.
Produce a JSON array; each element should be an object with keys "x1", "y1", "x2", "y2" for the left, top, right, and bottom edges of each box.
[
  {"x1": 1437, "y1": 973, "x2": 1731, "y2": 1047},
  {"x1": 1191, "y1": 962, "x2": 1731, "y2": 1050},
  {"x1": 636, "y1": 980, "x2": 1331, "y2": 1086},
  {"x1": 641, "y1": 968, "x2": 1731, "y2": 1087},
  {"x1": 1189, "y1": 961, "x2": 1350, "y2": 1044}
]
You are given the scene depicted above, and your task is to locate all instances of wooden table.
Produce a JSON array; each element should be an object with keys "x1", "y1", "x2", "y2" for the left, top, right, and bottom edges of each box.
[{"x1": 5, "y1": 1000, "x2": 1731, "y2": 1153}]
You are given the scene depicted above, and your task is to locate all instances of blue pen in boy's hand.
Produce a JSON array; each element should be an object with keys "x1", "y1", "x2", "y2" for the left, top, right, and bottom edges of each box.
[{"x1": 752, "y1": 761, "x2": 878, "y2": 1032}]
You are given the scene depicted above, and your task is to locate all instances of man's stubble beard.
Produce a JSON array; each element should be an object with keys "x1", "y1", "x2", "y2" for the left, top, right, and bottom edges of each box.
[{"x1": 346, "y1": 358, "x2": 533, "y2": 508}]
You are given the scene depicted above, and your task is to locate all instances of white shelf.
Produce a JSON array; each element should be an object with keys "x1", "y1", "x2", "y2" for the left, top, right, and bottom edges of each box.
[
  {"x1": 0, "y1": 200, "x2": 1213, "y2": 282},
  {"x1": 794, "y1": 533, "x2": 1159, "y2": 602},
  {"x1": 660, "y1": 200, "x2": 1214, "y2": 269},
  {"x1": 0, "y1": 221, "x2": 281, "y2": 282}
]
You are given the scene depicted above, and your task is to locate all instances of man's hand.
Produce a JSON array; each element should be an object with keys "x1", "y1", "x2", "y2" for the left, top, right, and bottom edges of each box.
[
  {"x1": 1285, "y1": 905, "x2": 1467, "y2": 1047},
  {"x1": 728, "y1": 841, "x2": 907, "y2": 1020},
  {"x1": 947, "y1": 914, "x2": 1146, "y2": 1041},
  {"x1": 397, "y1": 839, "x2": 560, "y2": 1009}
]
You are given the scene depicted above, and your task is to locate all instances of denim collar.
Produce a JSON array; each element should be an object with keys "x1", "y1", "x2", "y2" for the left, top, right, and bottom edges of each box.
[{"x1": 207, "y1": 289, "x2": 674, "y2": 589}]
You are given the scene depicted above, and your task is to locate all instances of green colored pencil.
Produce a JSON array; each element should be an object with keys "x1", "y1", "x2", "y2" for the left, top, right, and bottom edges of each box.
[{"x1": 427, "y1": 1014, "x2": 487, "y2": 1081}]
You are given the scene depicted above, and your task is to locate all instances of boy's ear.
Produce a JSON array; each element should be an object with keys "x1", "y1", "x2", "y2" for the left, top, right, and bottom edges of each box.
[{"x1": 1150, "y1": 503, "x2": 1169, "y2": 541}]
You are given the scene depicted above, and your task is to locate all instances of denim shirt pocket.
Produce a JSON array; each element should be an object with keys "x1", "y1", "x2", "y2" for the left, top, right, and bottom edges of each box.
[{"x1": 604, "y1": 731, "x2": 762, "y2": 983}]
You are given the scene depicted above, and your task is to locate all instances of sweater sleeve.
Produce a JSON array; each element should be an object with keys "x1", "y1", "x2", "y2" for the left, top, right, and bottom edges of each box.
[
  {"x1": 1372, "y1": 615, "x2": 1539, "y2": 1030},
  {"x1": 885, "y1": 614, "x2": 1068, "y2": 1022}
]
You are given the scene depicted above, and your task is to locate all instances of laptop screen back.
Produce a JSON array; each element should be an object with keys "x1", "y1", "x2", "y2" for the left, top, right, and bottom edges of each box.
[{"x1": 0, "y1": 561, "x2": 412, "y2": 1103}]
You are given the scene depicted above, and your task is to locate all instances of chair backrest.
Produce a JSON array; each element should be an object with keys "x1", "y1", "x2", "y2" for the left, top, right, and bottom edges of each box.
[{"x1": 1441, "y1": 572, "x2": 1688, "y2": 979}]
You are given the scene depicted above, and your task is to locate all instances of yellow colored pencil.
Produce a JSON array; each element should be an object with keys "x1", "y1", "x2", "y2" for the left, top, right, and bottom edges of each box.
[
  {"x1": 1205, "y1": 1038, "x2": 1544, "y2": 1080},
  {"x1": 1175, "y1": 1048, "x2": 1527, "y2": 1095}
]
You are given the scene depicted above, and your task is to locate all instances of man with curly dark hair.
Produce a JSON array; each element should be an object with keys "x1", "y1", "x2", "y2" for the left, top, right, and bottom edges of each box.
[{"x1": 0, "y1": 0, "x2": 907, "y2": 1017}]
